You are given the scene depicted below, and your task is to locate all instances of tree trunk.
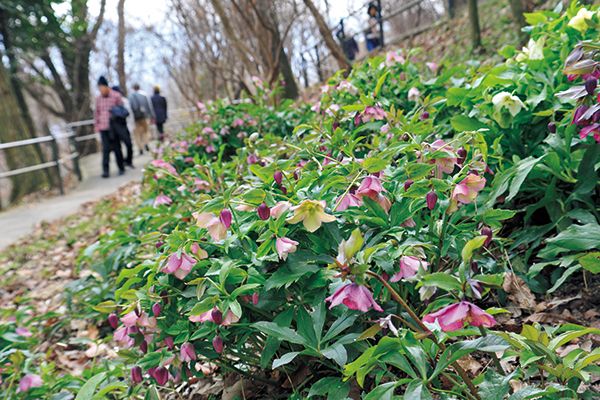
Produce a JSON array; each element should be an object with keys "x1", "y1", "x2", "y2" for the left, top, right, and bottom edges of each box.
[
  {"x1": 0, "y1": 63, "x2": 50, "y2": 205},
  {"x1": 508, "y1": 0, "x2": 526, "y2": 40},
  {"x1": 468, "y1": 0, "x2": 481, "y2": 50},
  {"x1": 117, "y1": 0, "x2": 127, "y2": 96},
  {"x1": 302, "y1": 0, "x2": 352, "y2": 74}
]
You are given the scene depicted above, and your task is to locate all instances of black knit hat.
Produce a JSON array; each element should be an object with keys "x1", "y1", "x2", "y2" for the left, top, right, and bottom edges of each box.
[
  {"x1": 111, "y1": 85, "x2": 122, "y2": 94},
  {"x1": 97, "y1": 76, "x2": 108, "y2": 86}
]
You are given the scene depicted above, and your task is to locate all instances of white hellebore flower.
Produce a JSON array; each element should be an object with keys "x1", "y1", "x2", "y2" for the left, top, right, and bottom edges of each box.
[
  {"x1": 568, "y1": 8, "x2": 595, "y2": 32},
  {"x1": 492, "y1": 92, "x2": 526, "y2": 117},
  {"x1": 516, "y1": 38, "x2": 544, "y2": 62},
  {"x1": 407, "y1": 87, "x2": 421, "y2": 102}
]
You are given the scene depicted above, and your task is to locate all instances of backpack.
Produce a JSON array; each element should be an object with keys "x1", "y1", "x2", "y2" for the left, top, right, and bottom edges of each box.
[{"x1": 130, "y1": 93, "x2": 147, "y2": 120}]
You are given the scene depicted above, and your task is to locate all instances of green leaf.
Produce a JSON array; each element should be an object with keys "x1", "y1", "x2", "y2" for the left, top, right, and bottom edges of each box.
[
  {"x1": 75, "y1": 372, "x2": 106, "y2": 400},
  {"x1": 362, "y1": 157, "x2": 388, "y2": 173},
  {"x1": 404, "y1": 380, "x2": 433, "y2": 400},
  {"x1": 451, "y1": 115, "x2": 488, "y2": 132},
  {"x1": 580, "y1": 252, "x2": 600, "y2": 274},
  {"x1": 374, "y1": 71, "x2": 390, "y2": 97},
  {"x1": 322, "y1": 343, "x2": 347, "y2": 366},
  {"x1": 507, "y1": 156, "x2": 545, "y2": 201},
  {"x1": 575, "y1": 143, "x2": 600, "y2": 195},
  {"x1": 308, "y1": 377, "x2": 350, "y2": 399},
  {"x1": 272, "y1": 352, "x2": 299, "y2": 369},
  {"x1": 364, "y1": 382, "x2": 396, "y2": 400},
  {"x1": 420, "y1": 273, "x2": 462, "y2": 292},
  {"x1": 322, "y1": 313, "x2": 357, "y2": 342},
  {"x1": 479, "y1": 370, "x2": 516, "y2": 399},
  {"x1": 144, "y1": 386, "x2": 160, "y2": 400},
  {"x1": 548, "y1": 327, "x2": 600, "y2": 351},
  {"x1": 461, "y1": 235, "x2": 487, "y2": 262},
  {"x1": 252, "y1": 321, "x2": 307, "y2": 346}
]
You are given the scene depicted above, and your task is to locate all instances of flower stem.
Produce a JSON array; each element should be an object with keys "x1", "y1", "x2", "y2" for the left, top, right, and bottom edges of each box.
[
  {"x1": 367, "y1": 271, "x2": 481, "y2": 400},
  {"x1": 478, "y1": 326, "x2": 505, "y2": 375}
]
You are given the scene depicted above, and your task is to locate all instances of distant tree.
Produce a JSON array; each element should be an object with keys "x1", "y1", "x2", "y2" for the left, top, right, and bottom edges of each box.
[
  {"x1": 468, "y1": 0, "x2": 482, "y2": 50},
  {"x1": 117, "y1": 0, "x2": 127, "y2": 95}
]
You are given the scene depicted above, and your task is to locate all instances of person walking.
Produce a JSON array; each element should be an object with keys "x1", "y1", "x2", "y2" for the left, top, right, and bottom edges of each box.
[
  {"x1": 129, "y1": 83, "x2": 153, "y2": 154},
  {"x1": 151, "y1": 86, "x2": 168, "y2": 142},
  {"x1": 365, "y1": 2, "x2": 382, "y2": 52},
  {"x1": 111, "y1": 85, "x2": 134, "y2": 168},
  {"x1": 94, "y1": 76, "x2": 125, "y2": 178}
]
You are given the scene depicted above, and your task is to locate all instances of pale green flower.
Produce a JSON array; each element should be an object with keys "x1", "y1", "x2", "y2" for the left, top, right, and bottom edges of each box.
[
  {"x1": 492, "y1": 92, "x2": 526, "y2": 117},
  {"x1": 286, "y1": 200, "x2": 336, "y2": 232},
  {"x1": 515, "y1": 38, "x2": 544, "y2": 62},
  {"x1": 568, "y1": 8, "x2": 595, "y2": 32}
]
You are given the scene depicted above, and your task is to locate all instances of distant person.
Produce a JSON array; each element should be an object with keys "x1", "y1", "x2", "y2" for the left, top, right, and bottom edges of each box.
[
  {"x1": 336, "y1": 22, "x2": 359, "y2": 61},
  {"x1": 151, "y1": 86, "x2": 167, "y2": 142},
  {"x1": 365, "y1": 2, "x2": 382, "y2": 52},
  {"x1": 111, "y1": 85, "x2": 134, "y2": 168},
  {"x1": 129, "y1": 83, "x2": 154, "y2": 154},
  {"x1": 94, "y1": 76, "x2": 125, "y2": 178}
]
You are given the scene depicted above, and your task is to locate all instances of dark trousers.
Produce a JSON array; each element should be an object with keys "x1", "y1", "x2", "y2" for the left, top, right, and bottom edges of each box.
[
  {"x1": 115, "y1": 125, "x2": 133, "y2": 165},
  {"x1": 156, "y1": 122, "x2": 165, "y2": 141},
  {"x1": 101, "y1": 130, "x2": 124, "y2": 174}
]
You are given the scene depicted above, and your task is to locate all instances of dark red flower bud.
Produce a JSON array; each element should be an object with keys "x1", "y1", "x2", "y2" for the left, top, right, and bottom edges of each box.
[
  {"x1": 573, "y1": 105, "x2": 589, "y2": 126},
  {"x1": 211, "y1": 308, "x2": 223, "y2": 325},
  {"x1": 212, "y1": 335, "x2": 224, "y2": 354},
  {"x1": 481, "y1": 226, "x2": 493, "y2": 247},
  {"x1": 140, "y1": 340, "x2": 148, "y2": 354},
  {"x1": 457, "y1": 147, "x2": 467, "y2": 164},
  {"x1": 426, "y1": 191, "x2": 438, "y2": 210},
  {"x1": 420, "y1": 111, "x2": 430, "y2": 120},
  {"x1": 257, "y1": 203, "x2": 270, "y2": 220},
  {"x1": 155, "y1": 241, "x2": 164, "y2": 249},
  {"x1": 131, "y1": 366, "x2": 143, "y2": 384},
  {"x1": 152, "y1": 303, "x2": 161, "y2": 317},
  {"x1": 404, "y1": 179, "x2": 414, "y2": 191},
  {"x1": 164, "y1": 336, "x2": 174, "y2": 350},
  {"x1": 280, "y1": 185, "x2": 288, "y2": 195},
  {"x1": 401, "y1": 133, "x2": 410, "y2": 141},
  {"x1": 293, "y1": 170, "x2": 299, "y2": 180},
  {"x1": 470, "y1": 261, "x2": 479, "y2": 273},
  {"x1": 547, "y1": 122, "x2": 556, "y2": 133},
  {"x1": 274, "y1": 170, "x2": 283, "y2": 185},
  {"x1": 332, "y1": 121, "x2": 340, "y2": 131},
  {"x1": 151, "y1": 366, "x2": 169, "y2": 386},
  {"x1": 585, "y1": 78, "x2": 597, "y2": 96},
  {"x1": 354, "y1": 113, "x2": 361, "y2": 126},
  {"x1": 219, "y1": 209, "x2": 232, "y2": 228},
  {"x1": 107, "y1": 313, "x2": 119, "y2": 329},
  {"x1": 252, "y1": 292, "x2": 259, "y2": 305}
]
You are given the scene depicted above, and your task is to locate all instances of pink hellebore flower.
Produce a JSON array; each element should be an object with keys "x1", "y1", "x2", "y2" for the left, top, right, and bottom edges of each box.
[
  {"x1": 408, "y1": 87, "x2": 421, "y2": 102},
  {"x1": 430, "y1": 139, "x2": 457, "y2": 175},
  {"x1": 335, "y1": 192, "x2": 362, "y2": 211},
  {"x1": 356, "y1": 175, "x2": 384, "y2": 199},
  {"x1": 153, "y1": 194, "x2": 172, "y2": 207},
  {"x1": 16, "y1": 327, "x2": 32, "y2": 337},
  {"x1": 579, "y1": 123, "x2": 600, "y2": 142},
  {"x1": 452, "y1": 173, "x2": 486, "y2": 204},
  {"x1": 361, "y1": 106, "x2": 386, "y2": 123},
  {"x1": 162, "y1": 252, "x2": 197, "y2": 280},
  {"x1": 151, "y1": 159, "x2": 178, "y2": 176},
  {"x1": 189, "y1": 307, "x2": 240, "y2": 325},
  {"x1": 194, "y1": 212, "x2": 228, "y2": 241},
  {"x1": 121, "y1": 311, "x2": 139, "y2": 327},
  {"x1": 194, "y1": 179, "x2": 211, "y2": 191},
  {"x1": 190, "y1": 242, "x2": 209, "y2": 259},
  {"x1": 212, "y1": 335, "x2": 224, "y2": 354},
  {"x1": 18, "y1": 374, "x2": 43, "y2": 392},
  {"x1": 149, "y1": 366, "x2": 169, "y2": 386},
  {"x1": 391, "y1": 256, "x2": 429, "y2": 282},
  {"x1": 180, "y1": 342, "x2": 197, "y2": 362},
  {"x1": 219, "y1": 209, "x2": 232, "y2": 228},
  {"x1": 385, "y1": 50, "x2": 405, "y2": 66},
  {"x1": 422, "y1": 301, "x2": 497, "y2": 332},
  {"x1": 326, "y1": 283, "x2": 383, "y2": 313},
  {"x1": 232, "y1": 118, "x2": 245, "y2": 127},
  {"x1": 276, "y1": 237, "x2": 299, "y2": 261},
  {"x1": 426, "y1": 62, "x2": 439, "y2": 74},
  {"x1": 114, "y1": 326, "x2": 134, "y2": 347},
  {"x1": 380, "y1": 123, "x2": 390, "y2": 134}
]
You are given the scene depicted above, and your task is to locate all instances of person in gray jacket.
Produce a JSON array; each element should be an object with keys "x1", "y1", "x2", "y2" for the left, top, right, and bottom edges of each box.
[{"x1": 128, "y1": 83, "x2": 154, "y2": 154}]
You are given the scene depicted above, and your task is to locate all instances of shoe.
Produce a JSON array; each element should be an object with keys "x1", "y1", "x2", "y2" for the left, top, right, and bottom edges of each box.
[
  {"x1": 119, "y1": 170, "x2": 125, "y2": 176},
  {"x1": 102, "y1": 173, "x2": 109, "y2": 178},
  {"x1": 127, "y1": 163, "x2": 135, "y2": 169},
  {"x1": 144, "y1": 144, "x2": 150, "y2": 152},
  {"x1": 139, "y1": 149, "x2": 143, "y2": 155}
]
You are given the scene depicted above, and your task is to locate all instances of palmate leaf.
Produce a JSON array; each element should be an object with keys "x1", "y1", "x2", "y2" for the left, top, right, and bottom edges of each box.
[{"x1": 252, "y1": 321, "x2": 308, "y2": 346}]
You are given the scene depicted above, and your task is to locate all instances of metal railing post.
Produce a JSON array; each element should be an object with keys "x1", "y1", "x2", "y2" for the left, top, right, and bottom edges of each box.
[
  {"x1": 315, "y1": 45, "x2": 323, "y2": 82},
  {"x1": 49, "y1": 131, "x2": 64, "y2": 195},
  {"x1": 301, "y1": 53, "x2": 309, "y2": 88}
]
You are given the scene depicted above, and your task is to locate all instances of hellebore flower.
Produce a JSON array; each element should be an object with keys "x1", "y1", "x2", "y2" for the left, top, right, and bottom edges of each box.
[
  {"x1": 568, "y1": 8, "x2": 595, "y2": 32},
  {"x1": 426, "y1": 191, "x2": 438, "y2": 210},
  {"x1": 515, "y1": 38, "x2": 544, "y2": 62},
  {"x1": 189, "y1": 307, "x2": 239, "y2": 325},
  {"x1": 140, "y1": 340, "x2": 148, "y2": 354},
  {"x1": 380, "y1": 123, "x2": 390, "y2": 134},
  {"x1": 492, "y1": 92, "x2": 526, "y2": 117},
  {"x1": 452, "y1": 173, "x2": 486, "y2": 204},
  {"x1": 456, "y1": 147, "x2": 467, "y2": 165},
  {"x1": 194, "y1": 212, "x2": 228, "y2": 241},
  {"x1": 356, "y1": 175, "x2": 384, "y2": 199},
  {"x1": 426, "y1": 62, "x2": 439, "y2": 74},
  {"x1": 121, "y1": 311, "x2": 139, "y2": 327},
  {"x1": 360, "y1": 105, "x2": 386, "y2": 123},
  {"x1": 336, "y1": 80, "x2": 358, "y2": 94},
  {"x1": 585, "y1": 78, "x2": 597, "y2": 96},
  {"x1": 378, "y1": 315, "x2": 399, "y2": 336},
  {"x1": 270, "y1": 201, "x2": 292, "y2": 218},
  {"x1": 150, "y1": 366, "x2": 169, "y2": 386},
  {"x1": 190, "y1": 242, "x2": 208, "y2": 259},
  {"x1": 164, "y1": 336, "x2": 174, "y2": 350},
  {"x1": 212, "y1": 335, "x2": 224, "y2": 354},
  {"x1": 429, "y1": 139, "x2": 457, "y2": 174},
  {"x1": 286, "y1": 200, "x2": 336, "y2": 232},
  {"x1": 276, "y1": 237, "x2": 299, "y2": 261},
  {"x1": 579, "y1": 123, "x2": 600, "y2": 142},
  {"x1": 162, "y1": 252, "x2": 197, "y2": 280},
  {"x1": 573, "y1": 105, "x2": 590, "y2": 126},
  {"x1": 150, "y1": 159, "x2": 178, "y2": 176},
  {"x1": 273, "y1": 170, "x2": 283, "y2": 185},
  {"x1": 481, "y1": 226, "x2": 493, "y2": 247},
  {"x1": 408, "y1": 87, "x2": 421, "y2": 102},
  {"x1": 232, "y1": 118, "x2": 244, "y2": 127},
  {"x1": 404, "y1": 179, "x2": 414, "y2": 191},
  {"x1": 18, "y1": 374, "x2": 43, "y2": 392},
  {"x1": 107, "y1": 313, "x2": 119, "y2": 329},
  {"x1": 180, "y1": 342, "x2": 197, "y2": 362},
  {"x1": 385, "y1": 50, "x2": 405, "y2": 66},
  {"x1": 16, "y1": 327, "x2": 32, "y2": 337},
  {"x1": 247, "y1": 154, "x2": 259, "y2": 165},
  {"x1": 131, "y1": 366, "x2": 143, "y2": 384},
  {"x1": 422, "y1": 301, "x2": 497, "y2": 332},
  {"x1": 326, "y1": 283, "x2": 383, "y2": 313},
  {"x1": 547, "y1": 122, "x2": 556, "y2": 133},
  {"x1": 390, "y1": 256, "x2": 429, "y2": 282},
  {"x1": 335, "y1": 192, "x2": 363, "y2": 211},
  {"x1": 114, "y1": 326, "x2": 134, "y2": 347},
  {"x1": 152, "y1": 303, "x2": 162, "y2": 317},
  {"x1": 219, "y1": 209, "x2": 232, "y2": 228},
  {"x1": 257, "y1": 203, "x2": 271, "y2": 220},
  {"x1": 153, "y1": 194, "x2": 172, "y2": 207}
]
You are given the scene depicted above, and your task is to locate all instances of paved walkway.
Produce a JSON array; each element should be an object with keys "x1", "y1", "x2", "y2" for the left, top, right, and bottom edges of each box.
[{"x1": 0, "y1": 152, "x2": 152, "y2": 250}]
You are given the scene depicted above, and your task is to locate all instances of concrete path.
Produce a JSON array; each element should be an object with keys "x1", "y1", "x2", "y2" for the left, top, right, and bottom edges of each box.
[{"x1": 0, "y1": 152, "x2": 152, "y2": 250}]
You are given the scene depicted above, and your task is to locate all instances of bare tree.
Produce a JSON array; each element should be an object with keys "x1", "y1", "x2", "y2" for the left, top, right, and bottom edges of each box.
[
  {"x1": 468, "y1": 0, "x2": 481, "y2": 50},
  {"x1": 117, "y1": 0, "x2": 127, "y2": 95}
]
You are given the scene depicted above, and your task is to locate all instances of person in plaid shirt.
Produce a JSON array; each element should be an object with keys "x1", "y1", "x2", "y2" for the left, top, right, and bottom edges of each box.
[{"x1": 94, "y1": 76, "x2": 125, "y2": 177}]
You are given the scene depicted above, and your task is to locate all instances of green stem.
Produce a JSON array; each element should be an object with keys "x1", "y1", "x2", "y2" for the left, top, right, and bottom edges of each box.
[{"x1": 478, "y1": 326, "x2": 505, "y2": 375}]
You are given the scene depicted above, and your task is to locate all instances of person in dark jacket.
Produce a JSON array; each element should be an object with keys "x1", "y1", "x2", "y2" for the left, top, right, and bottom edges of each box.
[
  {"x1": 111, "y1": 85, "x2": 134, "y2": 168},
  {"x1": 94, "y1": 76, "x2": 125, "y2": 177},
  {"x1": 151, "y1": 86, "x2": 167, "y2": 141}
]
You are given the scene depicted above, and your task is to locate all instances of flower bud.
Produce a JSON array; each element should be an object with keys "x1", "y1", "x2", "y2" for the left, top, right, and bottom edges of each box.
[
  {"x1": 140, "y1": 340, "x2": 148, "y2": 354},
  {"x1": 332, "y1": 120, "x2": 340, "y2": 131},
  {"x1": 211, "y1": 308, "x2": 223, "y2": 325},
  {"x1": 457, "y1": 147, "x2": 467, "y2": 164},
  {"x1": 219, "y1": 209, "x2": 232, "y2": 228},
  {"x1": 426, "y1": 191, "x2": 438, "y2": 210},
  {"x1": 249, "y1": 132, "x2": 260, "y2": 142},
  {"x1": 547, "y1": 122, "x2": 556, "y2": 133},
  {"x1": 273, "y1": 170, "x2": 283, "y2": 185},
  {"x1": 107, "y1": 313, "x2": 119, "y2": 329},
  {"x1": 257, "y1": 203, "x2": 270, "y2": 220},
  {"x1": 246, "y1": 154, "x2": 258, "y2": 164},
  {"x1": 212, "y1": 335, "x2": 224, "y2": 354},
  {"x1": 152, "y1": 303, "x2": 161, "y2": 317},
  {"x1": 481, "y1": 226, "x2": 493, "y2": 247},
  {"x1": 164, "y1": 336, "x2": 174, "y2": 350},
  {"x1": 420, "y1": 111, "x2": 429, "y2": 120},
  {"x1": 401, "y1": 133, "x2": 410, "y2": 141},
  {"x1": 404, "y1": 179, "x2": 414, "y2": 191},
  {"x1": 251, "y1": 292, "x2": 259, "y2": 305},
  {"x1": 280, "y1": 185, "x2": 288, "y2": 195},
  {"x1": 155, "y1": 241, "x2": 164, "y2": 249},
  {"x1": 585, "y1": 78, "x2": 597, "y2": 96},
  {"x1": 131, "y1": 366, "x2": 143, "y2": 384},
  {"x1": 151, "y1": 366, "x2": 169, "y2": 386}
]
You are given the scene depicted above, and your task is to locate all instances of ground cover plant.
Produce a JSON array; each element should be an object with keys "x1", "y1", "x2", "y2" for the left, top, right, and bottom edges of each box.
[{"x1": 2, "y1": 2, "x2": 599, "y2": 399}]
